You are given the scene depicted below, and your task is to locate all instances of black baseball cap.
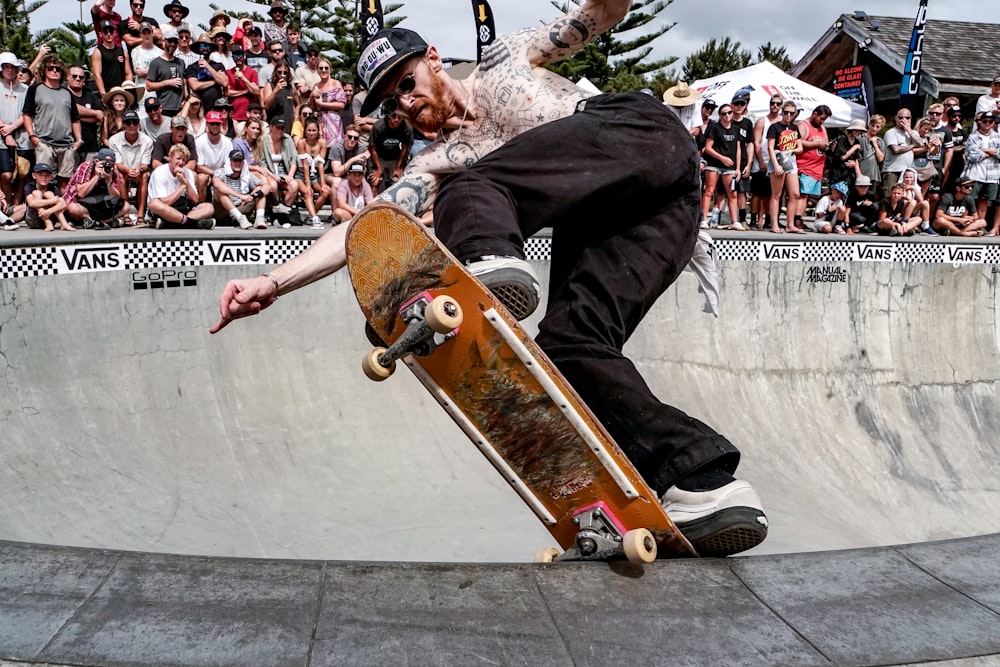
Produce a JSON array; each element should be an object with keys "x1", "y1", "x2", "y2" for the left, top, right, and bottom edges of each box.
[
  {"x1": 228, "y1": 149, "x2": 244, "y2": 160},
  {"x1": 123, "y1": 109, "x2": 140, "y2": 122},
  {"x1": 357, "y1": 27, "x2": 428, "y2": 116}
]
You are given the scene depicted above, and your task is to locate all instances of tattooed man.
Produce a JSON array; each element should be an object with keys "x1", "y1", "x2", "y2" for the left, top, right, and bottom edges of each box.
[{"x1": 211, "y1": 0, "x2": 767, "y2": 556}]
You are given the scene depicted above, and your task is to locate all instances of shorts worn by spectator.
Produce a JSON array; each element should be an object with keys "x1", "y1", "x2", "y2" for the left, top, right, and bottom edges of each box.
[
  {"x1": 25, "y1": 162, "x2": 74, "y2": 231},
  {"x1": 23, "y1": 56, "x2": 83, "y2": 186},
  {"x1": 147, "y1": 142, "x2": 215, "y2": 228},
  {"x1": 212, "y1": 149, "x2": 269, "y2": 229},
  {"x1": 809, "y1": 182, "x2": 848, "y2": 234},
  {"x1": 64, "y1": 148, "x2": 130, "y2": 228},
  {"x1": 878, "y1": 184, "x2": 922, "y2": 236},
  {"x1": 213, "y1": 6, "x2": 766, "y2": 558},
  {"x1": 0, "y1": 51, "x2": 29, "y2": 204},
  {"x1": 109, "y1": 109, "x2": 153, "y2": 224},
  {"x1": 934, "y1": 178, "x2": 987, "y2": 236}
]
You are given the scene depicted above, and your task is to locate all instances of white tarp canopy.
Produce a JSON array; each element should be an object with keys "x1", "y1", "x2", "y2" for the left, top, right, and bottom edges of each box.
[{"x1": 691, "y1": 61, "x2": 868, "y2": 128}]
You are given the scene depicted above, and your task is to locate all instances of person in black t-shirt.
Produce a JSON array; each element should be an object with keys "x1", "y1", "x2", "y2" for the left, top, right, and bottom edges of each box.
[
  {"x1": 701, "y1": 103, "x2": 742, "y2": 229},
  {"x1": 933, "y1": 178, "x2": 987, "y2": 236},
  {"x1": 877, "y1": 184, "x2": 922, "y2": 235}
]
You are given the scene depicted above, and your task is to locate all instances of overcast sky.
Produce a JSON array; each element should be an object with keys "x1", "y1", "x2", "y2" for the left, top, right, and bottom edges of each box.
[{"x1": 42, "y1": 0, "x2": 1000, "y2": 74}]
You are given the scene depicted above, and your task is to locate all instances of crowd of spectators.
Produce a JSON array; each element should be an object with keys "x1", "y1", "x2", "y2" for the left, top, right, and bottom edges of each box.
[
  {"x1": 671, "y1": 81, "x2": 1000, "y2": 238},
  {"x1": 0, "y1": 0, "x2": 405, "y2": 232}
]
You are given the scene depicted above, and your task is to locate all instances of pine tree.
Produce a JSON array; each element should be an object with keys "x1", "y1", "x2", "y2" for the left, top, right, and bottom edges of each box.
[
  {"x1": 755, "y1": 42, "x2": 795, "y2": 73},
  {"x1": 1, "y1": 0, "x2": 46, "y2": 60},
  {"x1": 36, "y1": 20, "x2": 95, "y2": 66},
  {"x1": 681, "y1": 37, "x2": 752, "y2": 82},
  {"x1": 547, "y1": 0, "x2": 677, "y2": 88}
]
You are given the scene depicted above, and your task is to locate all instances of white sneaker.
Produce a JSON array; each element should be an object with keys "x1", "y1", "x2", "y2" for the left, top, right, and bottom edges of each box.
[
  {"x1": 310, "y1": 216, "x2": 324, "y2": 229},
  {"x1": 465, "y1": 255, "x2": 541, "y2": 321},
  {"x1": 661, "y1": 480, "x2": 768, "y2": 557},
  {"x1": 727, "y1": 222, "x2": 745, "y2": 231},
  {"x1": 272, "y1": 203, "x2": 291, "y2": 215},
  {"x1": 237, "y1": 214, "x2": 252, "y2": 230},
  {"x1": 272, "y1": 219, "x2": 291, "y2": 229},
  {"x1": 699, "y1": 220, "x2": 710, "y2": 230},
  {"x1": 1, "y1": 221, "x2": 18, "y2": 231},
  {"x1": 255, "y1": 217, "x2": 267, "y2": 229}
]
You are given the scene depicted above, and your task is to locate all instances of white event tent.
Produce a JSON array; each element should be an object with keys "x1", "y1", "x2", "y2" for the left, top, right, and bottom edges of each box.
[{"x1": 692, "y1": 61, "x2": 868, "y2": 128}]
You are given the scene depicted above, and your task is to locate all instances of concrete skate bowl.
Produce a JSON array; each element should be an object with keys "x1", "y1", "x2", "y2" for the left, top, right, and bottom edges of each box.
[{"x1": 2, "y1": 231, "x2": 1000, "y2": 666}]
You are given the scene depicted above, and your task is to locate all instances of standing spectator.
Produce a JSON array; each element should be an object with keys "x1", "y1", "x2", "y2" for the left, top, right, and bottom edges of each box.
[
  {"x1": 212, "y1": 149, "x2": 269, "y2": 229},
  {"x1": 325, "y1": 123, "x2": 366, "y2": 192},
  {"x1": 208, "y1": 9, "x2": 230, "y2": 32},
  {"x1": 130, "y1": 22, "x2": 163, "y2": 89},
  {"x1": 118, "y1": 0, "x2": 160, "y2": 51},
  {"x1": 244, "y1": 26, "x2": 268, "y2": 76},
  {"x1": 161, "y1": 0, "x2": 188, "y2": 32},
  {"x1": 337, "y1": 81, "x2": 355, "y2": 133},
  {"x1": 145, "y1": 26, "x2": 186, "y2": 117},
  {"x1": 232, "y1": 16, "x2": 253, "y2": 50},
  {"x1": 25, "y1": 162, "x2": 74, "y2": 231},
  {"x1": 368, "y1": 111, "x2": 412, "y2": 194},
  {"x1": 208, "y1": 27, "x2": 236, "y2": 71},
  {"x1": 729, "y1": 90, "x2": 754, "y2": 228},
  {"x1": 293, "y1": 45, "x2": 320, "y2": 96},
  {"x1": 858, "y1": 114, "x2": 886, "y2": 196},
  {"x1": 108, "y1": 109, "x2": 153, "y2": 225},
  {"x1": 751, "y1": 94, "x2": 782, "y2": 229},
  {"x1": 883, "y1": 108, "x2": 925, "y2": 192},
  {"x1": 150, "y1": 114, "x2": 196, "y2": 169},
  {"x1": 963, "y1": 111, "x2": 1000, "y2": 221},
  {"x1": 700, "y1": 103, "x2": 741, "y2": 229},
  {"x1": 284, "y1": 24, "x2": 309, "y2": 71},
  {"x1": 64, "y1": 148, "x2": 130, "y2": 229},
  {"x1": 975, "y1": 76, "x2": 1000, "y2": 115},
  {"x1": 944, "y1": 105, "x2": 967, "y2": 193},
  {"x1": 175, "y1": 23, "x2": 198, "y2": 69},
  {"x1": 212, "y1": 98, "x2": 237, "y2": 139},
  {"x1": 258, "y1": 40, "x2": 286, "y2": 88},
  {"x1": 22, "y1": 56, "x2": 83, "y2": 189},
  {"x1": 194, "y1": 110, "x2": 233, "y2": 199},
  {"x1": 0, "y1": 51, "x2": 28, "y2": 203},
  {"x1": 333, "y1": 162, "x2": 372, "y2": 223},
  {"x1": 91, "y1": 20, "x2": 132, "y2": 96},
  {"x1": 766, "y1": 101, "x2": 803, "y2": 233},
  {"x1": 794, "y1": 104, "x2": 830, "y2": 230},
  {"x1": 827, "y1": 118, "x2": 866, "y2": 188},
  {"x1": 261, "y1": 62, "x2": 297, "y2": 130},
  {"x1": 934, "y1": 178, "x2": 987, "y2": 236},
  {"x1": 226, "y1": 46, "x2": 259, "y2": 134},
  {"x1": 311, "y1": 59, "x2": 346, "y2": 146},
  {"x1": 147, "y1": 143, "x2": 215, "y2": 228},
  {"x1": 140, "y1": 96, "x2": 169, "y2": 138},
  {"x1": 91, "y1": 0, "x2": 123, "y2": 45},
  {"x1": 185, "y1": 34, "x2": 228, "y2": 111},
  {"x1": 101, "y1": 86, "x2": 134, "y2": 149},
  {"x1": 262, "y1": 1, "x2": 290, "y2": 48}
]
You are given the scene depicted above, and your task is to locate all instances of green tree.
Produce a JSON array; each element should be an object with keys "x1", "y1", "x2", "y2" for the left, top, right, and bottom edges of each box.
[
  {"x1": 755, "y1": 41, "x2": 795, "y2": 72},
  {"x1": 36, "y1": 20, "x2": 94, "y2": 66},
  {"x1": 1, "y1": 0, "x2": 46, "y2": 60},
  {"x1": 548, "y1": 0, "x2": 678, "y2": 89},
  {"x1": 681, "y1": 37, "x2": 752, "y2": 82}
]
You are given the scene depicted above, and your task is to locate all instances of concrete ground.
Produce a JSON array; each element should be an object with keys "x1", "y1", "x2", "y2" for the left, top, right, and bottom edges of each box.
[{"x1": 1, "y1": 228, "x2": 999, "y2": 665}]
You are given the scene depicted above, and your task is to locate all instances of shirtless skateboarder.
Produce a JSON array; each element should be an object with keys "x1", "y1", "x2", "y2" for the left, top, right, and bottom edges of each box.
[{"x1": 211, "y1": 0, "x2": 768, "y2": 557}]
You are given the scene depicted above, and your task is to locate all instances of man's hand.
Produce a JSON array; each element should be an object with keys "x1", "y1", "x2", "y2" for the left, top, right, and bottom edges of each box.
[{"x1": 210, "y1": 275, "x2": 278, "y2": 333}]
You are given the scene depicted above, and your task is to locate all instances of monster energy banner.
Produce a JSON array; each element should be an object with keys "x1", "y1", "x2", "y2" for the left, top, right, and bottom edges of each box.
[
  {"x1": 471, "y1": 0, "x2": 497, "y2": 63},
  {"x1": 360, "y1": 0, "x2": 385, "y2": 44},
  {"x1": 899, "y1": 0, "x2": 928, "y2": 103}
]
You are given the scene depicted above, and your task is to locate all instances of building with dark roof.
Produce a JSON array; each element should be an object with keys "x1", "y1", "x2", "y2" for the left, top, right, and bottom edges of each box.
[{"x1": 792, "y1": 12, "x2": 996, "y2": 116}]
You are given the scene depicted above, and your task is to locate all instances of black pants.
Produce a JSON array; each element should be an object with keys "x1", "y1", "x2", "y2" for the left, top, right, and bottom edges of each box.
[{"x1": 434, "y1": 92, "x2": 740, "y2": 493}]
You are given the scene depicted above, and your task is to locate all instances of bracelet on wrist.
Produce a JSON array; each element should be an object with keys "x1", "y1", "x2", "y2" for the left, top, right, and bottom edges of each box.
[{"x1": 263, "y1": 272, "x2": 280, "y2": 297}]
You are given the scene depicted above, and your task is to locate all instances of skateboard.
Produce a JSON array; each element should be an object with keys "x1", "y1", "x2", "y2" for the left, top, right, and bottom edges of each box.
[{"x1": 345, "y1": 203, "x2": 697, "y2": 563}]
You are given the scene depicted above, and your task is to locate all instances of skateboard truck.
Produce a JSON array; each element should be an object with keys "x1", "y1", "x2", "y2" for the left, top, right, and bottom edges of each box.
[
  {"x1": 536, "y1": 502, "x2": 657, "y2": 564},
  {"x1": 362, "y1": 292, "x2": 463, "y2": 381}
]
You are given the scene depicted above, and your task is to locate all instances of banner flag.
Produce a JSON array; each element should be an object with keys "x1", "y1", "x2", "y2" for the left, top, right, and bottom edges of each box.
[
  {"x1": 360, "y1": 0, "x2": 385, "y2": 45},
  {"x1": 471, "y1": 0, "x2": 496, "y2": 63},
  {"x1": 899, "y1": 0, "x2": 929, "y2": 108}
]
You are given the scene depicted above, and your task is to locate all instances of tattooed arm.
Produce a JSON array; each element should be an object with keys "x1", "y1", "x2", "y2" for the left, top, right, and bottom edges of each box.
[
  {"x1": 526, "y1": 0, "x2": 631, "y2": 66},
  {"x1": 375, "y1": 171, "x2": 439, "y2": 219}
]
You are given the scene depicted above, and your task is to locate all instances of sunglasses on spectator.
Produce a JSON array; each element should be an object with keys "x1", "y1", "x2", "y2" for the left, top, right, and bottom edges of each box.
[
  {"x1": 732, "y1": 100, "x2": 747, "y2": 106},
  {"x1": 979, "y1": 118, "x2": 995, "y2": 123},
  {"x1": 46, "y1": 65, "x2": 63, "y2": 72},
  {"x1": 318, "y1": 66, "x2": 330, "y2": 71},
  {"x1": 270, "y1": 48, "x2": 284, "y2": 53},
  {"x1": 927, "y1": 111, "x2": 942, "y2": 115},
  {"x1": 131, "y1": 2, "x2": 144, "y2": 6},
  {"x1": 960, "y1": 184, "x2": 974, "y2": 189},
  {"x1": 380, "y1": 73, "x2": 416, "y2": 114},
  {"x1": 345, "y1": 134, "x2": 360, "y2": 140},
  {"x1": 781, "y1": 110, "x2": 797, "y2": 115},
  {"x1": 101, "y1": 27, "x2": 115, "y2": 33},
  {"x1": 769, "y1": 101, "x2": 782, "y2": 107},
  {"x1": 69, "y1": 73, "x2": 85, "y2": 80},
  {"x1": 124, "y1": 119, "x2": 140, "y2": 125},
  {"x1": 719, "y1": 110, "x2": 733, "y2": 116}
]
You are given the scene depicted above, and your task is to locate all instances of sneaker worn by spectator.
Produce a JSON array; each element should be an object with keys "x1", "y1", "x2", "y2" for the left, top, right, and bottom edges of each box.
[
  {"x1": 310, "y1": 215, "x2": 324, "y2": 229},
  {"x1": 464, "y1": 255, "x2": 541, "y2": 321},
  {"x1": 198, "y1": 217, "x2": 216, "y2": 230},
  {"x1": 661, "y1": 469, "x2": 768, "y2": 557}
]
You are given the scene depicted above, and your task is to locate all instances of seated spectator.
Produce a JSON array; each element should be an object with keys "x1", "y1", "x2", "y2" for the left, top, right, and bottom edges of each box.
[
  {"x1": 333, "y1": 162, "x2": 372, "y2": 223},
  {"x1": 808, "y1": 183, "x2": 848, "y2": 234},
  {"x1": 141, "y1": 96, "x2": 170, "y2": 139},
  {"x1": 101, "y1": 85, "x2": 134, "y2": 148},
  {"x1": 212, "y1": 148, "x2": 269, "y2": 229},
  {"x1": 108, "y1": 109, "x2": 153, "y2": 225},
  {"x1": 64, "y1": 148, "x2": 130, "y2": 229},
  {"x1": 899, "y1": 167, "x2": 930, "y2": 225},
  {"x1": 0, "y1": 188, "x2": 26, "y2": 231},
  {"x1": 179, "y1": 95, "x2": 205, "y2": 137},
  {"x1": 147, "y1": 143, "x2": 215, "y2": 228},
  {"x1": 962, "y1": 111, "x2": 1000, "y2": 221},
  {"x1": 844, "y1": 175, "x2": 880, "y2": 233},
  {"x1": 261, "y1": 117, "x2": 298, "y2": 223},
  {"x1": 295, "y1": 117, "x2": 329, "y2": 228},
  {"x1": 933, "y1": 178, "x2": 987, "y2": 236},
  {"x1": 326, "y1": 123, "x2": 366, "y2": 193},
  {"x1": 151, "y1": 114, "x2": 197, "y2": 169},
  {"x1": 24, "y1": 162, "x2": 74, "y2": 231},
  {"x1": 195, "y1": 110, "x2": 233, "y2": 199},
  {"x1": 211, "y1": 98, "x2": 237, "y2": 139},
  {"x1": 877, "y1": 184, "x2": 922, "y2": 236},
  {"x1": 291, "y1": 104, "x2": 313, "y2": 139}
]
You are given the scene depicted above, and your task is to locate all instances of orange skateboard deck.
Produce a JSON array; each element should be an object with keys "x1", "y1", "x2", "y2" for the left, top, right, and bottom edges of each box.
[{"x1": 345, "y1": 203, "x2": 696, "y2": 562}]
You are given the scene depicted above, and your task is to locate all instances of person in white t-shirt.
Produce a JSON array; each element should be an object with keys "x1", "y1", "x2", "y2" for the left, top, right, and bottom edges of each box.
[
  {"x1": 975, "y1": 77, "x2": 1000, "y2": 115},
  {"x1": 148, "y1": 142, "x2": 215, "y2": 228},
  {"x1": 195, "y1": 110, "x2": 234, "y2": 200},
  {"x1": 130, "y1": 22, "x2": 163, "y2": 88}
]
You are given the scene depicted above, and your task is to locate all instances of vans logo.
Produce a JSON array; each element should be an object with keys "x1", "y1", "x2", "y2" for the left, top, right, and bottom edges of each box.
[
  {"x1": 203, "y1": 241, "x2": 264, "y2": 265},
  {"x1": 854, "y1": 243, "x2": 895, "y2": 262},
  {"x1": 58, "y1": 245, "x2": 122, "y2": 273},
  {"x1": 760, "y1": 242, "x2": 802, "y2": 261},
  {"x1": 946, "y1": 245, "x2": 984, "y2": 265}
]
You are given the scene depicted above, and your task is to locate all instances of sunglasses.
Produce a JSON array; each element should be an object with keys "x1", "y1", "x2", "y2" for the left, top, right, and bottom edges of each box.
[
  {"x1": 318, "y1": 67, "x2": 330, "y2": 71},
  {"x1": 718, "y1": 110, "x2": 733, "y2": 116},
  {"x1": 131, "y1": 2, "x2": 144, "y2": 6},
  {"x1": 927, "y1": 111, "x2": 942, "y2": 115},
  {"x1": 124, "y1": 119, "x2": 140, "y2": 125},
  {"x1": 270, "y1": 48, "x2": 284, "y2": 53},
  {"x1": 345, "y1": 134, "x2": 360, "y2": 140},
  {"x1": 769, "y1": 101, "x2": 782, "y2": 107},
  {"x1": 101, "y1": 27, "x2": 115, "y2": 33},
  {"x1": 732, "y1": 100, "x2": 747, "y2": 106},
  {"x1": 69, "y1": 73, "x2": 85, "y2": 80},
  {"x1": 380, "y1": 73, "x2": 416, "y2": 114},
  {"x1": 980, "y1": 118, "x2": 996, "y2": 123},
  {"x1": 781, "y1": 110, "x2": 797, "y2": 115},
  {"x1": 960, "y1": 184, "x2": 974, "y2": 189},
  {"x1": 46, "y1": 65, "x2": 63, "y2": 72}
]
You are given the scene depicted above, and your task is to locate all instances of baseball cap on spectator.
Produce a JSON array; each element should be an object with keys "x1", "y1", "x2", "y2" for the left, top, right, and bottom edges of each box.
[
  {"x1": 854, "y1": 175, "x2": 872, "y2": 187},
  {"x1": 731, "y1": 87, "x2": 751, "y2": 104},
  {"x1": 270, "y1": 117, "x2": 286, "y2": 127},
  {"x1": 161, "y1": 25, "x2": 178, "y2": 41},
  {"x1": 831, "y1": 182, "x2": 848, "y2": 196},
  {"x1": 992, "y1": 76, "x2": 1000, "y2": 85},
  {"x1": 177, "y1": 22, "x2": 192, "y2": 34},
  {"x1": 140, "y1": 21, "x2": 154, "y2": 33},
  {"x1": 213, "y1": 98, "x2": 233, "y2": 111},
  {"x1": 947, "y1": 105, "x2": 962, "y2": 116},
  {"x1": 170, "y1": 115, "x2": 189, "y2": 128},
  {"x1": 959, "y1": 176, "x2": 974, "y2": 186},
  {"x1": 231, "y1": 46, "x2": 245, "y2": 56},
  {"x1": 246, "y1": 25, "x2": 262, "y2": 37},
  {"x1": 99, "y1": 19, "x2": 115, "y2": 32},
  {"x1": 144, "y1": 96, "x2": 161, "y2": 111},
  {"x1": 247, "y1": 102, "x2": 264, "y2": 113},
  {"x1": 123, "y1": 110, "x2": 140, "y2": 122},
  {"x1": 979, "y1": 110, "x2": 996, "y2": 121},
  {"x1": 306, "y1": 46, "x2": 319, "y2": 56},
  {"x1": 701, "y1": 99, "x2": 718, "y2": 111},
  {"x1": 0, "y1": 52, "x2": 18, "y2": 67},
  {"x1": 96, "y1": 148, "x2": 116, "y2": 162},
  {"x1": 228, "y1": 149, "x2": 244, "y2": 161},
  {"x1": 348, "y1": 163, "x2": 365, "y2": 173},
  {"x1": 33, "y1": 163, "x2": 54, "y2": 174},
  {"x1": 357, "y1": 27, "x2": 429, "y2": 116},
  {"x1": 206, "y1": 110, "x2": 224, "y2": 123}
]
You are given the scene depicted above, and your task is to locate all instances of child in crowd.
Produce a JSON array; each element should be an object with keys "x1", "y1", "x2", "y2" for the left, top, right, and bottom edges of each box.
[
  {"x1": 25, "y1": 163, "x2": 74, "y2": 231},
  {"x1": 809, "y1": 183, "x2": 848, "y2": 234},
  {"x1": 878, "y1": 184, "x2": 923, "y2": 236}
]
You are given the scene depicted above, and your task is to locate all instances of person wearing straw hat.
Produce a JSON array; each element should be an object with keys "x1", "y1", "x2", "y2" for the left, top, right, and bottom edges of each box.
[
  {"x1": 661, "y1": 80, "x2": 700, "y2": 129},
  {"x1": 827, "y1": 118, "x2": 867, "y2": 189},
  {"x1": 263, "y1": 1, "x2": 291, "y2": 48},
  {"x1": 100, "y1": 84, "x2": 134, "y2": 148}
]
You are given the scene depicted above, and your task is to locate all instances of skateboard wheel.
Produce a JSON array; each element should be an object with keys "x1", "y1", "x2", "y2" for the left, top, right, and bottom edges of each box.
[
  {"x1": 622, "y1": 528, "x2": 657, "y2": 564},
  {"x1": 533, "y1": 547, "x2": 561, "y2": 563},
  {"x1": 362, "y1": 347, "x2": 394, "y2": 381},
  {"x1": 425, "y1": 295, "x2": 463, "y2": 334}
]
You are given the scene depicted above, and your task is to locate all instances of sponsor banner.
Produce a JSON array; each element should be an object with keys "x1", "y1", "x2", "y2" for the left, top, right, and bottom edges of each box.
[
  {"x1": 853, "y1": 242, "x2": 896, "y2": 262},
  {"x1": 471, "y1": 0, "x2": 496, "y2": 63},
  {"x1": 944, "y1": 245, "x2": 987, "y2": 265},
  {"x1": 202, "y1": 240, "x2": 266, "y2": 266},
  {"x1": 56, "y1": 244, "x2": 124, "y2": 274},
  {"x1": 900, "y1": 0, "x2": 929, "y2": 100},
  {"x1": 758, "y1": 242, "x2": 804, "y2": 262}
]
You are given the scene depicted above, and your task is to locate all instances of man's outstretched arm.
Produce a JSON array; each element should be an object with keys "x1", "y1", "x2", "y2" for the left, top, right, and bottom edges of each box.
[{"x1": 526, "y1": 0, "x2": 631, "y2": 67}]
